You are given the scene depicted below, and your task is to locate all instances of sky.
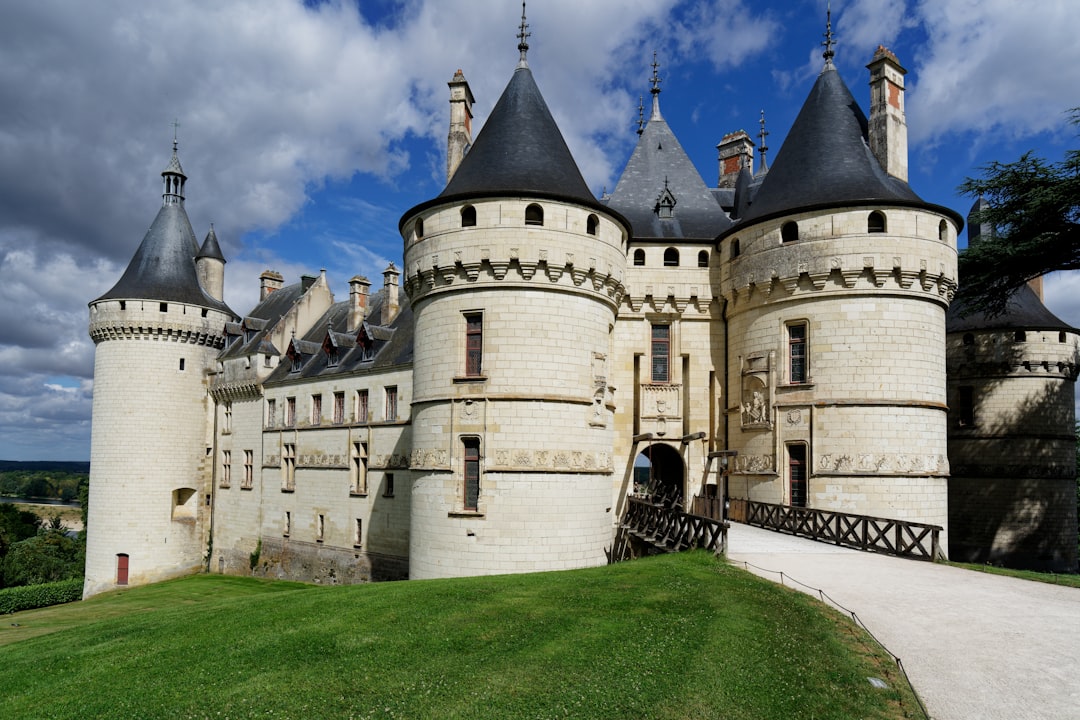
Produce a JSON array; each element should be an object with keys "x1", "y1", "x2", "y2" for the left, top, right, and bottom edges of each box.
[{"x1": 1, "y1": 0, "x2": 1079, "y2": 461}]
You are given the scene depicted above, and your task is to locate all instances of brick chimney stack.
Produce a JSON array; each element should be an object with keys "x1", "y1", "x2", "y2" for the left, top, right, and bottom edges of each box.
[
  {"x1": 447, "y1": 69, "x2": 475, "y2": 183},
  {"x1": 348, "y1": 275, "x2": 371, "y2": 331},
  {"x1": 259, "y1": 270, "x2": 284, "y2": 301},
  {"x1": 716, "y1": 131, "x2": 754, "y2": 188},
  {"x1": 867, "y1": 46, "x2": 908, "y2": 182},
  {"x1": 381, "y1": 263, "x2": 400, "y2": 326}
]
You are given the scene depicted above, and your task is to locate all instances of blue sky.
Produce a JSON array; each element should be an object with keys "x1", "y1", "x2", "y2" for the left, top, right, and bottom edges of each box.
[{"x1": 1, "y1": 0, "x2": 1078, "y2": 460}]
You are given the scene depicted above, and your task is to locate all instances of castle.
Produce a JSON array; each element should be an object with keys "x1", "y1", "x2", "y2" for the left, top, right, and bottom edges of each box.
[{"x1": 83, "y1": 15, "x2": 1079, "y2": 598}]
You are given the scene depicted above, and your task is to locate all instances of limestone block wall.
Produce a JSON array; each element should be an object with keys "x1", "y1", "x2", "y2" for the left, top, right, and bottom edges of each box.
[
  {"x1": 719, "y1": 206, "x2": 957, "y2": 532},
  {"x1": 403, "y1": 197, "x2": 626, "y2": 579},
  {"x1": 947, "y1": 328, "x2": 1079, "y2": 570},
  {"x1": 207, "y1": 391, "x2": 265, "y2": 576},
  {"x1": 85, "y1": 300, "x2": 231, "y2": 598}
]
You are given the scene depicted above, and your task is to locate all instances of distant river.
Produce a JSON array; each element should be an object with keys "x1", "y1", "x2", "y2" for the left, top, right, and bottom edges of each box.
[{"x1": 0, "y1": 497, "x2": 81, "y2": 507}]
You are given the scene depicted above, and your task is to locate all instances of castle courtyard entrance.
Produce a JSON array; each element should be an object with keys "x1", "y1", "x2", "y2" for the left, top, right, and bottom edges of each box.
[{"x1": 634, "y1": 444, "x2": 685, "y2": 507}]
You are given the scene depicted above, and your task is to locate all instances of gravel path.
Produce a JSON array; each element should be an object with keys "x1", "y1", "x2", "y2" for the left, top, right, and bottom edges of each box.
[{"x1": 726, "y1": 523, "x2": 1080, "y2": 720}]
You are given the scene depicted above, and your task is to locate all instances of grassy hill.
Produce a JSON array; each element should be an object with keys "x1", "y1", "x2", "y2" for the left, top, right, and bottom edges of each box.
[{"x1": 0, "y1": 553, "x2": 919, "y2": 719}]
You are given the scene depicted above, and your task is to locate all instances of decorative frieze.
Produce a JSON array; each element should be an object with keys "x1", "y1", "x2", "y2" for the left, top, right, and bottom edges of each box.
[{"x1": 817, "y1": 452, "x2": 949, "y2": 475}]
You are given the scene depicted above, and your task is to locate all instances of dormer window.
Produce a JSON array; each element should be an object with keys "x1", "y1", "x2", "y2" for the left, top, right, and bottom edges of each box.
[
  {"x1": 525, "y1": 204, "x2": 544, "y2": 226},
  {"x1": 323, "y1": 334, "x2": 339, "y2": 368},
  {"x1": 461, "y1": 205, "x2": 476, "y2": 227},
  {"x1": 357, "y1": 326, "x2": 374, "y2": 361},
  {"x1": 655, "y1": 183, "x2": 677, "y2": 219}
]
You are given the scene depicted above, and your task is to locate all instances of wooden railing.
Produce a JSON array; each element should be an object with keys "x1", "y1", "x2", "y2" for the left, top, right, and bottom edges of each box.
[
  {"x1": 727, "y1": 498, "x2": 942, "y2": 561},
  {"x1": 615, "y1": 495, "x2": 728, "y2": 559}
]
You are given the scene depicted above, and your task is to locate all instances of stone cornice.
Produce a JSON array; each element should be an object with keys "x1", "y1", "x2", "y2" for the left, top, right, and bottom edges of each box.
[{"x1": 89, "y1": 320, "x2": 226, "y2": 347}]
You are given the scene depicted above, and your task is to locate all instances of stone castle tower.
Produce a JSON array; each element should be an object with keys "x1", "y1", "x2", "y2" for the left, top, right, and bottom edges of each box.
[
  {"x1": 84, "y1": 142, "x2": 236, "y2": 598},
  {"x1": 399, "y1": 31, "x2": 630, "y2": 578}
]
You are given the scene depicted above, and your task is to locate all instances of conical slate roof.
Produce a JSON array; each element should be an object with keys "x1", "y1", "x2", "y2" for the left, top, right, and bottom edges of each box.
[
  {"x1": 438, "y1": 65, "x2": 595, "y2": 205},
  {"x1": 731, "y1": 64, "x2": 925, "y2": 228},
  {"x1": 947, "y1": 282, "x2": 1075, "y2": 333},
  {"x1": 197, "y1": 225, "x2": 226, "y2": 262},
  {"x1": 606, "y1": 98, "x2": 732, "y2": 239},
  {"x1": 95, "y1": 203, "x2": 233, "y2": 313}
]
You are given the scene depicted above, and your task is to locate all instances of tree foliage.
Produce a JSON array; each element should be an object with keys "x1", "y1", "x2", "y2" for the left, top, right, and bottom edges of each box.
[{"x1": 957, "y1": 109, "x2": 1080, "y2": 316}]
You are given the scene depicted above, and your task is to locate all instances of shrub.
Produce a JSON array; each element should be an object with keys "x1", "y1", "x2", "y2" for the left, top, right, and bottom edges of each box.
[{"x1": 0, "y1": 578, "x2": 82, "y2": 614}]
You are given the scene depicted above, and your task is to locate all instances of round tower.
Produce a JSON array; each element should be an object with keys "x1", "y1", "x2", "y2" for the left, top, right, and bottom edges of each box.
[
  {"x1": 718, "y1": 43, "x2": 961, "y2": 540},
  {"x1": 400, "y1": 21, "x2": 629, "y2": 579},
  {"x1": 85, "y1": 141, "x2": 236, "y2": 598}
]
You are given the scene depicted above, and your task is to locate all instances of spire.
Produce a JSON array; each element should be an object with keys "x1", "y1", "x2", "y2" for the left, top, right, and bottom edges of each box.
[
  {"x1": 649, "y1": 51, "x2": 663, "y2": 119},
  {"x1": 756, "y1": 110, "x2": 770, "y2": 175},
  {"x1": 517, "y1": 2, "x2": 530, "y2": 69},
  {"x1": 162, "y1": 127, "x2": 186, "y2": 207},
  {"x1": 822, "y1": 2, "x2": 836, "y2": 69},
  {"x1": 637, "y1": 95, "x2": 644, "y2": 135}
]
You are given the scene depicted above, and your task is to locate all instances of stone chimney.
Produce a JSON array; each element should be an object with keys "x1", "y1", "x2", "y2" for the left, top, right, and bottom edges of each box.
[
  {"x1": 447, "y1": 69, "x2": 475, "y2": 183},
  {"x1": 867, "y1": 46, "x2": 908, "y2": 182},
  {"x1": 716, "y1": 131, "x2": 754, "y2": 188},
  {"x1": 381, "y1": 263, "x2": 400, "y2": 326},
  {"x1": 259, "y1": 270, "x2": 284, "y2": 301},
  {"x1": 348, "y1": 275, "x2": 371, "y2": 331}
]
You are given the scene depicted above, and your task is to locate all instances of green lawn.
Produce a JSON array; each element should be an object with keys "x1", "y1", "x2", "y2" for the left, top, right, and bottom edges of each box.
[{"x1": 0, "y1": 553, "x2": 919, "y2": 719}]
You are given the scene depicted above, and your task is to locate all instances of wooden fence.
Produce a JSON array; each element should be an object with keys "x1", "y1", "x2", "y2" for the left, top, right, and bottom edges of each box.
[
  {"x1": 616, "y1": 495, "x2": 728, "y2": 559},
  {"x1": 726, "y1": 498, "x2": 942, "y2": 561}
]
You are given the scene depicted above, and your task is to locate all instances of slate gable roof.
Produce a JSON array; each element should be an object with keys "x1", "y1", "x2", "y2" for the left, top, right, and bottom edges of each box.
[
  {"x1": 219, "y1": 282, "x2": 306, "y2": 361},
  {"x1": 606, "y1": 108, "x2": 732, "y2": 239},
  {"x1": 947, "y1": 283, "x2": 1076, "y2": 333},
  {"x1": 94, "y1": 203, "x2": 234, "y2": 315}
]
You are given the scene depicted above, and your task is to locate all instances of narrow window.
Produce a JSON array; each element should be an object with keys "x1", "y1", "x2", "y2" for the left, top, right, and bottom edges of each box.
[
  {"x1": 316, "y1": 514, "x2": 325, "y2": 542},
  {"x1": 357, "y1": 389, "x2": 369, "y2": 423},
  {"x1": 282, "y1": 444, "x2": 296, "y2": 491},
  {"x1": 311, "y1": 394, "x2": 322, "y2": 426},
  {"x1": 731, "y1": 238, "x2": 740, "y2": 259},
  {"x1": 958, "y1": 386, "x2": 975, "y2": 427},
  {"x1": 116, "y1": 554, "x2": 129, "y2": 585},
  {"x1": 384, "y1": 473, "x2": 395, "y2": 498},
  {"x1": 788, "y1": 322, "x2": 808, "y2": 383},
  {"x1": 938, "y1": 219, "x2": 948, "y2": 241},
  {"x1": 525, "y1": 203, "x2": 544, "y2": 226},
  {"x1": 586, "y1": 214, "x2": 599, "y2": 236},
  {"x1": 385, "y1": 386, "x2": 398, "y2": 421},
  {"x1": 333, "y1": 392, "x2": 345, "y2": 424},
  {"x1": 651, "y1": 325, "x2": 670, "y2": 383},
  {"x1": 119, "y1": 301, "x2": 126, "y2": 310},
  {"x1": 266, "y1": 399, "x2": 276, "y2": 428},
  {"x1": 179, "y1": 358, "x2": 185, "y2": 371},
  {"x1": 223, "y1": 402, "x2": 232, "y2": 433},
  {"x1": 463, "y1": 437, "x2": 480, "y2": 511},
  {"x1": 461, "y1": 205, "x2": 477, "y2": 227},
  {"x1": 663, "y1": 248, "x2": 679, "y2": 266},
  {"x1": 414, "y1": 218, "x2": 424, "y2": 239},
  {"x1": 697, "y1": 250, "x2": 708, "y2": 267},
  {"x1": 788, "y1": 444, "x2": 807, "y2": 508},
  {"x1": 1060, "y1": 331, "x2": 1067, "y2": 343},
  {"x1": 633, "y1": 249, "x2": 645, "y2": 266},
  {"x1": 222, "y1": 450, "x2": 231, "y2": 488},
  {"x1": 868, "y1": 211, "x2": 886, "y2": 233},
  {"x1": 781, "y1": 221, "x2": 798, "y2": 243},
  {"x1": 243, "y1": 450, "x2": 253, "y2": 489},
  {"x1": 465, "y1": 313, "x2": 483, "y2": 377},
  {"x1": 160, "y1": 302, "x2": 168, "y2": 312},
  {"x1": 350, "y1": 441, "x2": 368, "y2": 495},
  {"x1": 1014, "y1": 330, "x2": 1026, "y2": 342},
  {"x1": 201, "y1": 309, "x2": 208, "y2": 318},
  {"x1": 354, "y1": 518, "x2": 363, "y2": 548},
  {"x1": 283, "y1": 511, "x2": 291, "y2": 537},
  {"x1": 286, "y1": 397, "x2": 296, "y2": 427}
]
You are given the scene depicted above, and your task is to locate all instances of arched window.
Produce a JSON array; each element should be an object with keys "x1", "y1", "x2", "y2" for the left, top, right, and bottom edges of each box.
[
  {"x1": 781, "y1": 222, "x2": 798, "y2": 243},
  {"x1": 633, "y1": 249, "x2": 645, "y2": 266},
  {"x1": 938, "y1": 219, "x2": 948, "y2": 241},
  {"x1": 697, "y1": 250, "x2": 709, "y2": 268},
  {"x1": 731, "y1": 238, "x2": 740, "y2": 259},
  {"x1": 586, "y1": 214, "x2": 599, "y2": 236},
  {"x1": 525, "y1": 204, "x2": 544, "y2": 226},
  {"x1": 868, "y1": 211, "x2": 886, "y2": 233},
  {"x1": 663, "y1": 248, "x2": 679, "y2": 267},
  {"x1": 461, "y1": 205, "x2": 476, "y2": 227},
  {"x1": 414, "y1": 217, "x2": 424, "y2": 239}
]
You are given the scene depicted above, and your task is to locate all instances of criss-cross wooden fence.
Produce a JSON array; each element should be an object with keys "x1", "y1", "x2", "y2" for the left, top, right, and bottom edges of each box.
[
  {"x1": 611, "y1": 495, "x2": 728, "y2": 562},
  {"x1": 726, "y1": 498, "x2": 943, "y2": 561}
]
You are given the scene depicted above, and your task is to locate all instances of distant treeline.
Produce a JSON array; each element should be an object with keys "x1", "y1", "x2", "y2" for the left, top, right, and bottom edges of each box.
[
  {"x1": 0, "y1": 460, "x2": 90, "y2": 474},
  {"x1": 0, "y1": 470, "x2": 88, "y2": 503}
]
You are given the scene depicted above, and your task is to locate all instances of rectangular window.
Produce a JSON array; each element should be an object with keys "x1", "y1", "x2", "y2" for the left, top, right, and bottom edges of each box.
[
  {"x1": 311, "y1": 394, "x2": 322, "y2": 426},
  {"x1": 354, "y1": 518, "x2": 363, "y2": 548},
  {"x1": 282, "y1": 443, "x2": 296, "y2": 491},
  {"x1": 286, "y1": 397, "x2": 296, "y2": 427},
  {"x1": 316, "y1": 514, "x2": 325, "y2": 542},
  {"x1": 788, "y1": 322, "x2": 808, "y2": 383},
  {"x1": 385, "y1": 386, "x2": 398, "y2": 421},
  {"x1": 357, "y1": 390, "x2": 369, "y2": 423},
  {"x1": 223, "y1": 402, "x2": 232, "y2": 433},
  {"x1": 384, "y1": 473, "x2": 395, "y2": 498},
  {"x1": 266, "y1": 399, "x2": 276, "y2": 428},
  {"x1": 243, "y1": 450, "x2": 253, "y2": 489},
  {"x1": 221, "y1": 450, "x2": 231, "y2": 488},
  {"x1": 788, "y1": 443, "x2": 807, "y2": 508},
  {"x1": 350, "y1": 441, "x2": 368, "y2": 495},
  {"x1": 333, "y1": 392, "x2": 345, "y2": 424},
  {"x1": 283, "y1": 511, "x2": 291, "y2": 537},
  {"x1": 651, "y1": 325, "x2": 670, "y2": 383},
  {"x1": 958, "y1": 386, "x2": 975, "y2": 427},
  {"x1": 465, "y1": 312, "x2": 483, "y2": 377},
  {"x1": 463, "y1": 437, "x2": 480, "y2": 511}
]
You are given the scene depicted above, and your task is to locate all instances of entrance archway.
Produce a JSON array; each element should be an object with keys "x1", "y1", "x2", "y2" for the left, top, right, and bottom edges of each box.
[{"x1": 634, "y1": 444, "x2": 685, "y2": 507}]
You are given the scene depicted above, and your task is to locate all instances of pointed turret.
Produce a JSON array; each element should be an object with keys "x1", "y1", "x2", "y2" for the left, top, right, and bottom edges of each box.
[{"x1": 196, "y1": 224, "x2": 226, "y2": 302}]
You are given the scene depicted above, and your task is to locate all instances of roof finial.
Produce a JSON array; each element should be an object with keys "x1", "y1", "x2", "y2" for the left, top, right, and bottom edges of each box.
[
  {"x1": 757, "y1": 110, "x2": 769, "y2": 173},
  {"x1": 650, "y1": 51, "x2": 661, "y2": 96},
  {"x1": 637, "y1": 95, "x2": 644, "y2": 135},
  {"x1": 171, "y1": 118, "x2": 180, "y2": 151},
  {"x1": 517, "y1": 2, "x2": 530, "y2": 68},
  {"x1": 822, "y1": 1, "x2": 835, "y2": 67}
]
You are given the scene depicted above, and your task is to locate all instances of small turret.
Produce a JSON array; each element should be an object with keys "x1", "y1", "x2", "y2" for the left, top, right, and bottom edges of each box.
[{"x1": 196, "y1": 224, "x2": 226, "y2": 302}]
